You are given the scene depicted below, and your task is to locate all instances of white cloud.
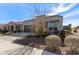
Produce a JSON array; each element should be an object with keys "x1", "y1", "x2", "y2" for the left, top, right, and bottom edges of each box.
[
  {"x1": 64, "y1": 10, "x2": 79, "y2": 18},
  {"x1": 55, "y1": 3, "x2": 77, "y2": 13},
  {"x1": 58, "y1": 3, "x2": 64, "y2": 9},
  {"x1": 48, "y1": 3, "x2": 78, "y2": 16},
  {"x1": 47, "y1": 11, "x2": 57, "y2": 15}
]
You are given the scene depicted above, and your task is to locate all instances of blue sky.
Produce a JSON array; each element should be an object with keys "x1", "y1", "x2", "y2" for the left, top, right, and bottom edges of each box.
[{"x1": 0, "y1": 3, "x2": 79, "y2": 27}]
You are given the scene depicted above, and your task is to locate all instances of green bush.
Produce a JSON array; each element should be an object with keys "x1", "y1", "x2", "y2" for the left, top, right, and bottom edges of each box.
[
  {"x1": 35, "y1": 28, "x2": 48, "y2": 36},
  {"x1": 59, "y1": 30, "x2": 65, "y2": 39},
  {"x1": 45, "y1": 35, "x2": 61, "y2": 52},
  {"x1": 0, "y1": 30, "x2": 9, "y2": 34},
  {"x1": 13, "y1": 30, "x2": 21, "y2": 33},
  {"x1": 65, "y1": 35, "x2": 79, "y2": 54}
]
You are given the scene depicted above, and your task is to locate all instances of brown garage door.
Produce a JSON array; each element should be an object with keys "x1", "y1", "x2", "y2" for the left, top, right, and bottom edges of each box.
[{"x1": 24, "y1": 25, "x2": 31, "y2": 32}]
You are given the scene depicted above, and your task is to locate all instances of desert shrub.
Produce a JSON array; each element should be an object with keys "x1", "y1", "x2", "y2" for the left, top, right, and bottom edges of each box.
[
  {"x1": 59, "y1": 30, "x2": 65, "y2": 46},
  {"x1": 13, "y1": 31, "x2": 17, "y2": 33},
  {"x1": 65, "y1": 35, "x2": 79, "y2": 54},
  {"x1": 65, "y1": 35, "x2": 79, "y2": 47},
  {"x1": 45, "y1": 35, "x2": 61, "y2": 53},
  {"x1": 64, "y1": 30, "x2": 73, "y2": 37},
  {"x1": 25, "y1": 34, "x2": 39, "y2": 38},
  {"x1": 71, "y1": 48, "x2": 79, "y2": 54},
  {"x1": 35, "y1": 28, "x2": 48, "y2": 37},
  {"x1": 13, "y1": 30, "x2": 21, "y2": 33},
  {"x1": 0, "y1": 30, "x2": 9, "y2": 34},
  {"x1": 59, "y1": 47, "x2": 73, "y2": 55},
  {"x1": 73, "y1": 29, "x2": 77, "y2": 33},
  {"x1": 5, "y1": 31, "x2": 14, "y2": 35},
  {"x1": 59, "y1": 30, "x2": 65, "y2": 40}
]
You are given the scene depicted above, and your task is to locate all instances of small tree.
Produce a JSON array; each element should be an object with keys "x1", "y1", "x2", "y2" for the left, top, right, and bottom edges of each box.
[
  {"x1": 36, "y1": 27, "x2": 48, "y2": 36},
  {"x1": 32, "y1": 4, "x2": 50, "y2": 36}
]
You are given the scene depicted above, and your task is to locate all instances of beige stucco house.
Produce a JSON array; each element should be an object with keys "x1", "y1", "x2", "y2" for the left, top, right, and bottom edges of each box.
[
  {"x1": 0, "y1": 24, "x2": 5, "y2": 30},
  {"x1": 23, "y1": 15, "x2": 63, "y2": 32},
  {"x1": 3, "y1": 15, "x2": 63, "y2": 32},
  {"x1": 4, "y1": 22, "x2": 23, "y2": 32}
]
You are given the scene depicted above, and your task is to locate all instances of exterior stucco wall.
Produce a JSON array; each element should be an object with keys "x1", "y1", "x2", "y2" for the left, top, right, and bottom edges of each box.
[
  {"x1": 4, "y1": 15, "x2": 63, "y2": 32},
  {"x1": 0, "y1": 24, "x2": 5, "y2": 30},
  {"x1": 34, "y1": 15, "x2": 63, "y2": 31},
  {"x1": 5, "y1": 22, "x2": 23, "y2": 32},
  {"x1": 46, "y1": 16, "x2": 63, "y2": 31}
]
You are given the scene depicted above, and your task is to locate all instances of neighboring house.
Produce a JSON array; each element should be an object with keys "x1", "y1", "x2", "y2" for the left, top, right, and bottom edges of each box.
[
  {"x1": 63, "y1": 24, "x2": 72, "y2": 30},
  {"x1": 75, "y1": 26, "x2": 79, "y2": 29},
  {"x1": 4, "y1": 15, "x2": 63, "y2": 32},
  {"x1": 0, "y1": 24, "x2": 5, "y2": 30},
  {"x1": 5, "y1": 21, "x2": 23, "y2": 32}
]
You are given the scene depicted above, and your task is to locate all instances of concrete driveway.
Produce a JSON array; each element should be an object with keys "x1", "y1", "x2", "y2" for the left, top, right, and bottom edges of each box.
[
  {"x1": 0, "y1": 35, "x2": 58, "y2": 55},
  {"x1": 0, "y1": 35, "x2": 23, "y2": 53}
]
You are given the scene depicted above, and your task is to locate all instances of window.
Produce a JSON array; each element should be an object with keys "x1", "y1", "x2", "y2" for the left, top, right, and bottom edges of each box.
[{"x1": 48, "y1": 21, "x2": 57, "y2": 31}]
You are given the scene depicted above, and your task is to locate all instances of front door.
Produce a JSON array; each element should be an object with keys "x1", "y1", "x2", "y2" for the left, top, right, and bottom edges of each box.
[
  {"x1": 11, "y1": 25, "x2": 14, "y2": 31},
  {"x1": 16, "y1": 26, "x2": 20, "y2": 32}
]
